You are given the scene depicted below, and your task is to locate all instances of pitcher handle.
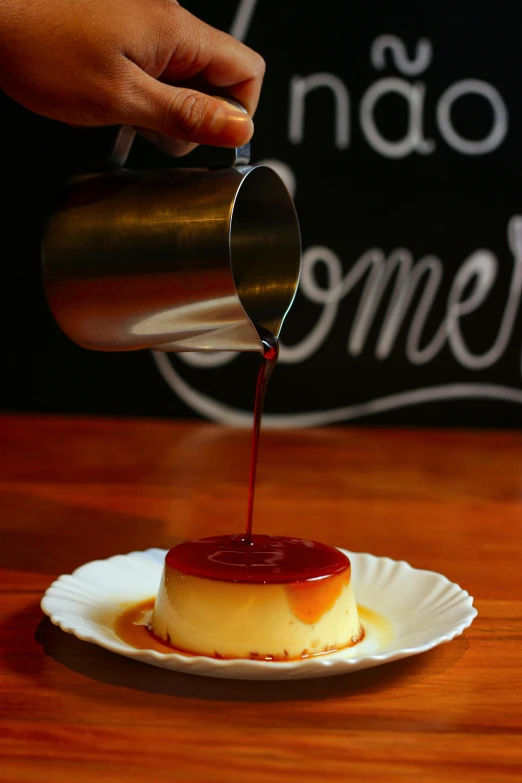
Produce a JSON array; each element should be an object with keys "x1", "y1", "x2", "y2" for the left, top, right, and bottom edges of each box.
[{"x1": 108, "y1": 98, "x2": 251, "y2": 169}]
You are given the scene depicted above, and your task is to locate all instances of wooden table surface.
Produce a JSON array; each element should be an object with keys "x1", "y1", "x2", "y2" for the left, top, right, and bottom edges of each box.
[{"x1": 1, "y1": 414, "x2": 521, "y2": 782}]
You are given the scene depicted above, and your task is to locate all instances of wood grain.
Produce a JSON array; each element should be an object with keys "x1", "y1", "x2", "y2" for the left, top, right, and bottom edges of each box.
[{"x1": 0, "y1": 414, "x2": 521, "y2": 782}]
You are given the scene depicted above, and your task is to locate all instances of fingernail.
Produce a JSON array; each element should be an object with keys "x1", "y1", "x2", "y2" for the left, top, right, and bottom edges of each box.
[
  {"x1": 220, "y1": 102, "x2": 254, "y2": 138},
  {"x1": 217, "y1": 97, "x2": 249, "y2": 116}
]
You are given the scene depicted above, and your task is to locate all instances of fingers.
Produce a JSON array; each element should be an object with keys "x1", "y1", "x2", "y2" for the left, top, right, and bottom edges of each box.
[
  {"x1": 123, "y1": 67, "x2": 254, "y2": 147},
  {"x1": 155, "y1": 4, "x2": 265, "y2": 117}
]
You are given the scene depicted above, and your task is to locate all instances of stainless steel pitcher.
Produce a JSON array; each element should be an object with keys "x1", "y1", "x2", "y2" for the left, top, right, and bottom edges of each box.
[{"x1": 42, "y1": 120, "x2": 301, "y2": 354}]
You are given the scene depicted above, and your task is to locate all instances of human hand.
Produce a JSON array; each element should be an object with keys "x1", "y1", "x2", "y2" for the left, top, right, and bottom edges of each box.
[{"x1": 0, "y1": 0, "x2": 265, "y2": 155}]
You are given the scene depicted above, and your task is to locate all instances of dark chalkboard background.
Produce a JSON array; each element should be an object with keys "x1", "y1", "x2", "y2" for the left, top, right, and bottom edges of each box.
[{"x1": 2, "y1": 0, "x2": 522, "y2": 427}]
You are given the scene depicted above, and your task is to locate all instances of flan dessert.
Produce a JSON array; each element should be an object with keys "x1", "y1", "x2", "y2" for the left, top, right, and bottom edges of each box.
[{"x1": 151, "y1": 535, "x2": 363, "y2": 660}]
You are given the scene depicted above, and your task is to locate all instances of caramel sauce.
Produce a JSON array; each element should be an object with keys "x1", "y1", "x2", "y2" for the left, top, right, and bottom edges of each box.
[
  {"x1": 165, "y1": 535, "x2": 350, "y2": 584},
  {"x1": 113, "y1": 598, "x2": 393, "y2": 662},
  {"x1": 161, "y1": 331, "x2": 348, "y2": 589},
  {"x1": 357, "y1": 605, "x2": 395, "y2": 647},
  {"x1": 114, "y1": 599, "x2": 163, "y2": 653},
  {"x1": 245, "y1": 328, "x2": 278, "y2": 540},
  {"x1": 284, "y1": 569, "x2": 351, "y2": 624}
]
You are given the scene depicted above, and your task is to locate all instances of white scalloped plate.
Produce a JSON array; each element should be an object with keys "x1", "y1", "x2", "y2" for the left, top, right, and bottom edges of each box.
[{"x1": 40, "y1": 548, "x2": 477, "y2": 680}]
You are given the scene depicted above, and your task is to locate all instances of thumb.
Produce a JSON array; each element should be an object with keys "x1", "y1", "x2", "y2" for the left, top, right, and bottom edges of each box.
[{"x1": 123, "y1": 70, "x2": 254, "y2": 148}]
